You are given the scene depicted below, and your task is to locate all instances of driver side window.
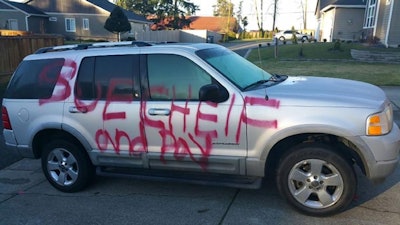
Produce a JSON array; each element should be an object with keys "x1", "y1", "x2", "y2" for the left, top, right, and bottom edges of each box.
[{"x1": 147, "y1": 54, "x2": 212, "y2": 101}]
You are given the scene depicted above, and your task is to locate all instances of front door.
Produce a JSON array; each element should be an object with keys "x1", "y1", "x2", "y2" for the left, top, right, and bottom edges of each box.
[{"x1": 141, "y1": 54, "x2": 247, "y2": 175}]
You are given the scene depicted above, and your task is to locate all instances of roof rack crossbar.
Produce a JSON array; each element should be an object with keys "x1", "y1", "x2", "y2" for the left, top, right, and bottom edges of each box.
[{"x1": 34, "y1": 41, "x2": 153, "y2": 54}]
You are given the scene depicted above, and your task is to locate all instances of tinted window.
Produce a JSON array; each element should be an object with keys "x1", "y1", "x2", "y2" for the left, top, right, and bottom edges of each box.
[
  {"x1": 75, "y1": 55, "x2": 139, "y2": 100},
  {"x1": 5, "y1": 58, "x2": 64, "y2": 99},
  {"x1": 147, "y1": 54, "x2": 212, "y2": 101}
]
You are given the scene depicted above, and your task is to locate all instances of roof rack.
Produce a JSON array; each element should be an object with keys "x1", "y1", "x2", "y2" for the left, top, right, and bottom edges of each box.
[{"x1": 34, "y1": 41, "x2": 153, "y2": 54}]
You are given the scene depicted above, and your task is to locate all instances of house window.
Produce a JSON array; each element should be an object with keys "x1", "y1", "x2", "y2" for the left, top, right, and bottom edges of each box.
[
  {"x1": 65, "y1": 18, "x2": 76, "y2": 32},
  {"x1": 364, "y1": 0, "x2": 377, "y2": 28},
  {"x1": 83, "y1": 18, "x2": 89, "y2": 30},
  {"x1": 7, "y1": 19, "x2": 18, "y2": 30}
]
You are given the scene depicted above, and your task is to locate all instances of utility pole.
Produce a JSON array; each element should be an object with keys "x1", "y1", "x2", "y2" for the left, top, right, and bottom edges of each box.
[
  {"x1": 304, "y1": 0, "x2": 308, "y2": 29},
  {"x1": 261, "y1": 0, "x2": 263, "y2": 31},
  {"x1": 272, "y1": 0, "x2": 277, "y2": 32}
]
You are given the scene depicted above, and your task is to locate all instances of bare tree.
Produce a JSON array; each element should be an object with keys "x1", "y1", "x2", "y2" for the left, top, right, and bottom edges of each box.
[
  {"x1": 254, "y1": 0, "x2": 262, "y2": 31},
  {"x1": 272, "y1": 0, "x2": 279, "y2": 32},
  {"x1": 300, "y1": 0, "x2": 308, "y2": 29}
]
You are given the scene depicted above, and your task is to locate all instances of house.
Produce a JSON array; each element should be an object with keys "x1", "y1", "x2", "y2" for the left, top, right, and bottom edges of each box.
[
  {"x1": 143, "y1": 16, "x2": 237, "y2": 43},
  {"x1": 363, "y1": 0, "x2": 400, "y2": 47},
  {"x1": 0, "y1": 0, "x2": 152, "y2": 40},
  {"x1": 0, "y1": 0, "x2": 48, "y2": 34},
  {"x1": 186, "y1": 16, "x2": 238, "y2": 34},
  {"x1": 315, "y1": 0, "x2": 366, "y2": 42}
]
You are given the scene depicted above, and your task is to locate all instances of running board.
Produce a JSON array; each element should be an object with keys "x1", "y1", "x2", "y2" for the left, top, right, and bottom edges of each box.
[{"x1": 96, "y1": 167, "x2": 262, "y2": 189}]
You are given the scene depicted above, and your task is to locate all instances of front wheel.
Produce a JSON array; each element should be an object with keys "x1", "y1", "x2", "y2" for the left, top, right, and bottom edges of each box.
[
  {"x1": 41, "y1": 139, "x2": 95, "y2": 192},
  {"x1": 277, "y1": 143, "x2": 356, "y2": 216}
]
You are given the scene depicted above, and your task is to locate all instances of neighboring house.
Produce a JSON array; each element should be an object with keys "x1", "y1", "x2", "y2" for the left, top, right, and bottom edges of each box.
[
  {"x1": 0, "y1": 0, "x2": 48, "y2": 34},
  {"x1": 144, "y1": 16, "x2": 236, "y2": 43},
  {"x1": 149, "y1": 16, "x2": 238, "y2": 34},
  {"x1": 186, "y1": 16, "x2": 238, "y2": 34},
  {"x1": 315, "y1": 0, "x2": 366, "y2": 42},
  {"x1": 363, "y1": 0, "x2": 400, "y2": 47},
  {"x1": 0, "y1": 0, "x2": 152, "y2": 40}
]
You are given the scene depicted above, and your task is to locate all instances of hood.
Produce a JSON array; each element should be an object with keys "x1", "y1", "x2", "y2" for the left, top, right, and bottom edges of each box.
[{"x1": 249, "y1": 76, "x2": 387, "y2": 109}]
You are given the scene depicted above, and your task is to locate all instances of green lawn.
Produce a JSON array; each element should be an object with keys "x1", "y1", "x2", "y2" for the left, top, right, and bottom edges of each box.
[{"x1": 247, "y1": 42, "x2": 400, "y2": 86}]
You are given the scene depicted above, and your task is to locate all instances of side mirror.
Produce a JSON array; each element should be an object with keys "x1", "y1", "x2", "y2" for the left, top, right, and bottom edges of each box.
[{"x1": 199, "y1": 84, "x2": 228, "y2": 103}]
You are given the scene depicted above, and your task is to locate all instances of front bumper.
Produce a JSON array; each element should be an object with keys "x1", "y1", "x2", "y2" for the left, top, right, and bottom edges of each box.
[{"x1": 359, "y1": 123, "x2": 400, "y2": 183}]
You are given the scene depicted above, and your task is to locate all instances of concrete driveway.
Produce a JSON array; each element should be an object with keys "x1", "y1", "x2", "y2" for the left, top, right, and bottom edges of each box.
[{"x1": 0, "y1": 157, "x2": 399, "y2": 225}]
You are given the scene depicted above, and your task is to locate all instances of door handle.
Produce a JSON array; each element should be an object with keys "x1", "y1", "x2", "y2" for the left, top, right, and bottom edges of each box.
[
  {"x1": 69, "y1": 106, "x2": 88, "y2": 113},
  {"x1": 148, "y1": 108, "x2": 170, "y2": 116}
]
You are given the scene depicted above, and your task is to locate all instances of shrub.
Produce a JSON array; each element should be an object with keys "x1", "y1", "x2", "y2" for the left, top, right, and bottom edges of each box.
[{"x1": 366, "y1": 35, "x2": 380, "y2": 45}]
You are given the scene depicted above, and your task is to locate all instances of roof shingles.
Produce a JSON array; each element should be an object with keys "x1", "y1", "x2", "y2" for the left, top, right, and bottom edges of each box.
[{"x1": 1, "y1": 0, "x2": 47, "y2": 16}]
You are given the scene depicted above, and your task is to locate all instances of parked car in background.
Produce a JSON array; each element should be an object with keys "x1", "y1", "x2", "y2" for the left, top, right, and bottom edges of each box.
[
  {"x1": 2, "y1": 42, "x2": 399, "y2": 217},
  {"x1": 275, "y1": 30, "x2": 311, "y2": 41}
]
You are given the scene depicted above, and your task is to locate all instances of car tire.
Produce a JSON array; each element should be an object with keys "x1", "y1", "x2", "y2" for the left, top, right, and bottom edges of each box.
[
  {"x1": 276, "y1": 143, "x2": 356, "y2": 216},
  {"x1": 279, "y1": 36, "x2": 285, "y2": 41},
  {"x1": 41, "y1": 139, "x2": 95, "y2": 192},
  {"x1": 302, "y1": 36, "x2": 308, "y2": 41}
]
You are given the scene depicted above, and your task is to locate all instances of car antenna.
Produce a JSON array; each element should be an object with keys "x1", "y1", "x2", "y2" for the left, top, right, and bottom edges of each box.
[{"x1": 257, "y1": 43, "x2": 269, "y2": 101}]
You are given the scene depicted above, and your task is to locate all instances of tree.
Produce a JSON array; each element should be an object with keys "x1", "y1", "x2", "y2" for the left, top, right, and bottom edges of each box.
[
  {"x1": 120, "y1": 0, "x2": 198, "y2": 30},
  {"x1": 213, "y1": 0, "x2": 234, "y2": 17},
  {"x1": 242, "y1": 16, "x2": 248, "y2": 31},
  {"x1": 254, "y1": 0, "x2": 262, "y2": 31},
  {"x1": 212, "y1": 0, "x2": 235, "y2": 42},
  {"x1": 298, "y1": 0, "x2": 308, "y2": 29},
  {"x1": 104, "y1": 6, "x2": 131, "y2": 41},
  {"x1": 121, "y1": 0, "x2": 157, "y2": 16},
  {"x1": 237, "y1": 1, "x2": 248, "y2": 33},
  {"x1": 272, "y1": 0, "x2": 279, "y2": 32}
]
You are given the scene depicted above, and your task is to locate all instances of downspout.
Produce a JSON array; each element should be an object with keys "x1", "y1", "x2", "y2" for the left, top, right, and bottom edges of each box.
[
  {"x1": 25, "y1": 15, "x2": 30, "y2": 31},
  {"x1": 315, "y1": 18, "x2": 321, "y2": 41},
  {"x1": 384, "y1": 0, "x2": 394, "y2": 47},
  {"x1": 330, "y1": 7, "x2": 336, "y2": 42},
  {"x1": 372, "y1": 0, "x2": 380, "y2": 37}
]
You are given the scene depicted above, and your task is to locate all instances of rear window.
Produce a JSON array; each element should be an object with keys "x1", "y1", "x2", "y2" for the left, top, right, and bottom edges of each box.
[{"x1": 4, "y1": 58, "x2": 65, "y2": 99}]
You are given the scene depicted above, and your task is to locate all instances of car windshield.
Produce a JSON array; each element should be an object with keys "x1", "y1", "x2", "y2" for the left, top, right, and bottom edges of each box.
[{"x1": 196, "y1": 47, "x2": 273, "y2": 91}]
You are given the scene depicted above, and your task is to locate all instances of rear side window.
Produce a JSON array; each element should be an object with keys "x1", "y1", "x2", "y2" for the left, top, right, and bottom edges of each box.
[
  {"x1": 4, "y1": 58, "x2": 65, "y2": 99},
  {"x1": 75, "y1": 55, "x2": 139, "y2": 100}
]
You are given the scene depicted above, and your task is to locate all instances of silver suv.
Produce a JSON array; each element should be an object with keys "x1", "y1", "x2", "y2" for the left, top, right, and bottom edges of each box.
[{"x1": 2, "y1": 42, "x2": 399, "y2": 216}]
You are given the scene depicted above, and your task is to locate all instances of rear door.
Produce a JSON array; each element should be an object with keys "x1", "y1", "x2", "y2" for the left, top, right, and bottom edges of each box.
[{"x1": 64, "y1": 54, "x2": 145, "y2": 167}]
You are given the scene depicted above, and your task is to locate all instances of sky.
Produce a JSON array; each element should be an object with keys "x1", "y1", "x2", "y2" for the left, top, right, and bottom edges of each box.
[
  {"x1": 11, "y1": 0, "x2": 317, "y2": 31},
  {"x1": 190, "y1": 0, "x2": 317, "y2": 31}
]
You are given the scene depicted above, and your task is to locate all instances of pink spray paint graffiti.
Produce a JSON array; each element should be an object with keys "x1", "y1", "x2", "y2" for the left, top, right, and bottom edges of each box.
[{"x1": 38, "y1": 59, "x2": 281, "y2": 170}]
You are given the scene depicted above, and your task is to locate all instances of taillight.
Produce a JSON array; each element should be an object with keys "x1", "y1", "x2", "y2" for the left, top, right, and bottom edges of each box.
[{"x1": 2, "y1": 106, "x2": 12, "y2": 130}]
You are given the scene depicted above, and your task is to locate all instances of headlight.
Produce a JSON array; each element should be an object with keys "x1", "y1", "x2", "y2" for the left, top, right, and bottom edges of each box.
[{"x1": 366, "y1": 104, "x2": 393, "y2": 136}]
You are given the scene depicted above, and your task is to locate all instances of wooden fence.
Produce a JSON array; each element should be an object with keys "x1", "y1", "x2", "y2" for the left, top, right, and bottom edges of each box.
[{"x1": 0, "y1": 35, "x2": 64, "y2": 77}]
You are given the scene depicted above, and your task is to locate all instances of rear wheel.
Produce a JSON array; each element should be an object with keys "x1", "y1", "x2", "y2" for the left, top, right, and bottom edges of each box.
[
  {"x1": 277, "y1": 143, "x2": 356, "y2": 216},
  {"x1": 41, "y1": 139, "x2": 94, "y2": 192}
]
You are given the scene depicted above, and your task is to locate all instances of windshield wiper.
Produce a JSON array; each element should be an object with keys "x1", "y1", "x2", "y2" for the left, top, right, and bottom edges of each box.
[
  {"x1": 243, "y1": 76, "x2": 280, "y2": 91},
  {"x1": 243, "y1": 79, "x2": 271, "y2": 91},
  {"x1": 243, "y1": 74, "x2": 288, "y2": 91}
]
